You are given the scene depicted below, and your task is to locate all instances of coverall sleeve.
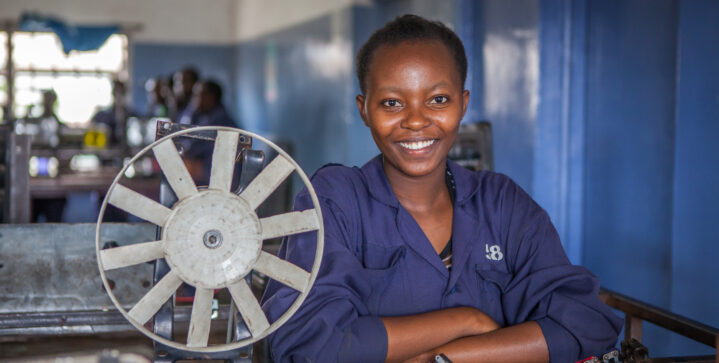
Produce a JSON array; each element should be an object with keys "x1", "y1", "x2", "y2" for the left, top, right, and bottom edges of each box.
[
  {"x1": 496, "y1": 178, "x2": 622, "y2": 362},
  {"x1": 261, "y1": 186, "x2": 388, "y2": 362}
]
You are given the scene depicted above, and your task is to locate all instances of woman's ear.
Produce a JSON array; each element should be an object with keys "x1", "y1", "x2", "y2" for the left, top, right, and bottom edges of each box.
[
  {"x1": 461, "y1": 90, "x2": 470, "y2": 118},
  {"x1": 356, "y1": 94, "x2": 369, "y2": 127}
]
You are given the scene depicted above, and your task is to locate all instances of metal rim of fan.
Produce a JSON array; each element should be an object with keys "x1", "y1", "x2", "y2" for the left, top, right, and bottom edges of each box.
[{"x1": 95, "y1": 126, "x2": 324, "y2": 352}]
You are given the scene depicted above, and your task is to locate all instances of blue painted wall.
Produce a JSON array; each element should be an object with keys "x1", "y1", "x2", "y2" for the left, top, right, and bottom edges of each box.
[
  {"x1": 234, "y1": 10, "x2": 358, "y2": 178},
  {"x1": 535, "y1": 0, "x2": 719, "y2": 356},
  {"x1": 466, "y1": 0, "x2": 539, "y2": 195},
  {"x1": 535, "y1": 0, "x2": 589, "y2": 264},
  {"x1": 668, "y1": 0, "x2": 719, "y2": 355},
  {"x1": 581, "y1": 0, "x2": 679, "y2": 354}
]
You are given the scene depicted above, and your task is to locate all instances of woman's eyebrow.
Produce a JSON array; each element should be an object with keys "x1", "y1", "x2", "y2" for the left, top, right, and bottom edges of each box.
[{"x1": 377, "y1": 86, "x2": 401, "y2": 93}]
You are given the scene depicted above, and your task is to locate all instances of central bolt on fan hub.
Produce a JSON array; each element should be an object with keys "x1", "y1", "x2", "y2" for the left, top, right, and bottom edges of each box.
[{"x1": 203, "y1": 230, "x2": 223, "y2": 249}]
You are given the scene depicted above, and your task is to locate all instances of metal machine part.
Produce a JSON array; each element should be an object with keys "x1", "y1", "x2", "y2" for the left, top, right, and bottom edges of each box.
[
  {"x1": 0, "y1": 223, "x2": 156, "y2": 338},
  {"x1": 153, "y1": 120, "x2": 251, "y2": 149},
  {"x1": 1, "y1": 127, "x2": 32, "y2": 223},
  {"x1": 599, "y1": 288, "x2": 719, "y2": 363},
  {"x1": 96, "y1": 126, "x2": 325, "y2": 353},
  {"x1": 448, "y1": 121, "x2": 494, "y2": 172}
]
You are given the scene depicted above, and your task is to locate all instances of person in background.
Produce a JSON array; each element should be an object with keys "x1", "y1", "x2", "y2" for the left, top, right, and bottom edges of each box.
[
  {"x1": 34, "y1": 89, "x2": 63, "y2": 148},
  {"x1": 144, "y1": 77, "x2": 169, "y2": 118},
  {"x1": 173, "y1": 67, "x2": 200, "y2": 123},
  {"x1": 184, "y1": 79, "x2": 238, "y2": 186},
  {"x1": 31, "y1": 89, "x2": 65, "y2": 222},
  {"x1": 188, "y1": 80, "x2": 236, "y2": 129},
  {"x1": 39, "y1": 89, "x2": 59, "y2": 121},
  {"x1": 89, "y1": 80, "x2": 133, "y2": 222},
  {"x1": 91, "y1": 80, "x2": 134, "y2": 146},
  {"x1": 162, "y1": 75, "x2": 176, "y2": 119}
]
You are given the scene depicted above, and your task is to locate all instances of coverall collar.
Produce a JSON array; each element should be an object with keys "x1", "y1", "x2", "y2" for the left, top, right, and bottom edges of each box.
[{"x1": 359, "y1": 154, "x2": 481, "y2": 209}]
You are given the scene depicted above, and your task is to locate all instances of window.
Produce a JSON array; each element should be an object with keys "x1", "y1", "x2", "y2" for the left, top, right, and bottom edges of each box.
[{"x1": 1, "y1": 30, "x2": 128, "y2": 126}]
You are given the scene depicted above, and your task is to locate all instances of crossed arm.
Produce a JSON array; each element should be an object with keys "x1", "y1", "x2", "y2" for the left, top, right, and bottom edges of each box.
[{"x1": 382, "y1": 307, "x2": 549, "y2": 363}]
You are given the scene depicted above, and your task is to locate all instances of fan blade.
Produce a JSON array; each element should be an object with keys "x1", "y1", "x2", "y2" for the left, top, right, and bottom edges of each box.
[
  {"x1": 209, "y1": 130, "x2": 239, "y2": 192},
  {"x1": 108, "y1": 184, "x2": 171, "y2": 226},
  {"x1": 128, "y1": 270, "x2": 183, "y2": 325},
  {"x1": 100, "y1": 240, "x2": 165, "y2": 270},
  {"x1": 153, "y1": 138, "x2": 198, "y2": 200},
  {"x1": 260, "y1": 209, "x2": 319, "y2": 240},
  {"x1": 239, "y1": 155, "x2": 294, "y2": 209},
  {"x1": 253, "y1": 252, "x2": 310, "y2": 292},
  {"x1": 227, "y1": 280, "x2": 270, "y2": 337}
]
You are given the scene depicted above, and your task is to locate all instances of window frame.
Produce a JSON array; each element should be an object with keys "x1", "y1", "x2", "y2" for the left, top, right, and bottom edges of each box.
[{"x1": 0, "y1": 21, "x2": 132, "y2": 126}]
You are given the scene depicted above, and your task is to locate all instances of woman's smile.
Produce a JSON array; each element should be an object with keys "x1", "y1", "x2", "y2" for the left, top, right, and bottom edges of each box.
[{"x1": 398, "y1": 138, "x2": 436, "y2": 151}]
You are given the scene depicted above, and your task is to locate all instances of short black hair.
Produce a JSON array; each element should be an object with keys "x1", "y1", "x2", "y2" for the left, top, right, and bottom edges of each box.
[
  {"x1": 356, "y1": 14, "x2": 467, "y2": 95},
  {"x1": 112, "y1": 79, "x2": 126, "y2": 94},
  {"x1": 182, "y1": 67, "x2": 200, "y2": 84},
  {"x1": 202, "y1": 80, "x2": 223, "y2": 102}
]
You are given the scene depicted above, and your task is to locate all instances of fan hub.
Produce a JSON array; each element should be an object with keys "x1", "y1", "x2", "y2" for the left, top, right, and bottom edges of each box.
[{"x1": 162, "y1": 189, "x2": 262, "y2": 289}]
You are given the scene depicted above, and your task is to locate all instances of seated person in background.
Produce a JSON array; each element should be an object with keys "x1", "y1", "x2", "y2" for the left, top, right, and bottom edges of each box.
[
  {"x1": 173, "y1": 67, "x2": 200, "y2": 123},
  {"x1": 91, "y1": 80, "x2": 135, "y2": 146},
  {"x1": 144, "y1": 77, "x2": 170, "y2": 118},
  {"x1": 261, "y1": 15, "x2": 622, "y2": 363},
  {"x1": 183, "y1": 80, "x2": 238, "y2": 186}
]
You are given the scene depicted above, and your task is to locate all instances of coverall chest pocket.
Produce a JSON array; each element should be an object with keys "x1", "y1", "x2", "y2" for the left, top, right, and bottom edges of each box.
[
  {"x1": 362, "y1": 243, "x2": 406, "y2": 315},
  {"x1": 475, "y1": 264, "x2": 512, "y2": 327}
]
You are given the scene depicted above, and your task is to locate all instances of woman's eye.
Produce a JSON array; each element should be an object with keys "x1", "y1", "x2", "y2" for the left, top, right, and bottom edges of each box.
[
  {"x1": 382, "y1": 99, "x2": 402, "y2": 107},
  {"x1": 430, "y1": 96, "x2": 449, "y2": 104}
]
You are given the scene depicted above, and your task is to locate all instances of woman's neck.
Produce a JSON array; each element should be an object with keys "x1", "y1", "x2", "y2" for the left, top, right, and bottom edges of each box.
[{"x1": 383, "y1": 158, "x2": 450, "y2": 213}]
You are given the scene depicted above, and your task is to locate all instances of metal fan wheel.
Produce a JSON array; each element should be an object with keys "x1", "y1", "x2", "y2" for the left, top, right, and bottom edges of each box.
[{"x1": 95, "y1": 126, "x2": 324, "y2": 352}]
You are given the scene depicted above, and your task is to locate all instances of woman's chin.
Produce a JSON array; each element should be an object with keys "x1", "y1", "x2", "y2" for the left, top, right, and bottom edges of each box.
[{"x1": 384, "y1": 156, "x2": 445, "y2": 179}]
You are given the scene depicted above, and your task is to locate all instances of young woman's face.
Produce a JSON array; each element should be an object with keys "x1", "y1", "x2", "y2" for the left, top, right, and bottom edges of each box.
[{"x1": 357, "y1": 40, "x2": 469, "y2": 179}]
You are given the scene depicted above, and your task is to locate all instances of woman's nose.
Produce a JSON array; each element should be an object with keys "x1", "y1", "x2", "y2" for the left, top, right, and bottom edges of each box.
[{"x1": 400, "y1": 108, "x2": 431, "y2": 130}]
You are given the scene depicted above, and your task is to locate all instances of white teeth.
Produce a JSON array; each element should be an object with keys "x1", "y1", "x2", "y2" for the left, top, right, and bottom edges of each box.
[{"x1": 399, "y1": 139, "x2": 435, "y2": 150}]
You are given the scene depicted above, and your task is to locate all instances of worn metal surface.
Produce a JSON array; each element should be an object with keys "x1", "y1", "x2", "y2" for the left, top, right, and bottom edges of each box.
[
  {"x1": 3, "y1": 132, "x2": 31, "y2": 223},
  {"x1": 2, "y1": 350, "x2": 152, "y2": 363},
  {"x1": 0, "y1": 223, "x2": 155, "y2": 313},
  {"x1": 0, "y1": 305, "x2": 230, "y2": 329},
  {"x1": 0, "y1": 304, "x2": 234, "y2": 338}
]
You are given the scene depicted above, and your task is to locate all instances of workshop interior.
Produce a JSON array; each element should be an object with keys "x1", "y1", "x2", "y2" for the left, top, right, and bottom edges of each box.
[{"x1": 0, "y1": 0, "x2": 718, "y2": 362}]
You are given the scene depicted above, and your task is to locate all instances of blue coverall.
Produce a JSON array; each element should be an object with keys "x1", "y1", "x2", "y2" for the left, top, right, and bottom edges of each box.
[{"x1": 262, "y1": 155, "x2": 622, "y2": 362}]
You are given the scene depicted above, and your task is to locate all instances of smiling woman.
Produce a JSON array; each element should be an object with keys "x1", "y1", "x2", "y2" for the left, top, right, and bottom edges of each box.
[
  {"x1": 261, "y1": 14, "x2": 622, "y2": 363},
  {"x1": 357, "y1": 40, "x2": 468, "y2": 182}
]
